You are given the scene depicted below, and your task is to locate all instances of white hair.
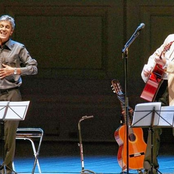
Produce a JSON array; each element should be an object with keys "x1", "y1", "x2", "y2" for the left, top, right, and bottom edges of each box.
[{"x1": 0, "y1": 15, "x2": 15, "y2": 30}]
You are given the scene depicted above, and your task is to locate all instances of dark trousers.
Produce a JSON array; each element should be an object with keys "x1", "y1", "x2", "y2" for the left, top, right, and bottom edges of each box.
[
  {"x1": 0, "y1": 88, "x2": 22, "y2": 173},
  {"x1": 144, "y1": 80, "x2": 168, "y2": 172}
]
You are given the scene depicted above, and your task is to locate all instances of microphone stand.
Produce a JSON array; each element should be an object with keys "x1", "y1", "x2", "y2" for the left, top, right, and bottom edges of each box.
[{"x1": 121, "y1": 23, "x2": 144, "y2": 174}]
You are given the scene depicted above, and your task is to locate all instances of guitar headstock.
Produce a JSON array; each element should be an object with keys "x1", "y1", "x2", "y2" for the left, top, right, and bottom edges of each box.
[
  {"x1": 111, "y1": 79, "x2": 123, "y2": 96},
  {"x1": 111, "y1": 79, "x2": 133, "y2": 123}
]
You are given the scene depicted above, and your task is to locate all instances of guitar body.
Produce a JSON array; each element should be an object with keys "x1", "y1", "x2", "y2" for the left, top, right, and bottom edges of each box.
[
  {"x1": 114, "y1": 125, "x2": 147, "y2": 171},
  {"x1": 141, "y1": 41, "x2": 174, "y2": 101},
  {"x1": 140, "y1": 64, "x2": 165, "y2": 102}
]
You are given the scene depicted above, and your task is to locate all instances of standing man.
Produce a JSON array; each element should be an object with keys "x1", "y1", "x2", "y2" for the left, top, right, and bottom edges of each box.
[
  {"x1": 141, "y1": 34, "x2": 174, "y2": 174},
  {"x1": 0, "y1": 15, "x2": 38, "y2": 174}
]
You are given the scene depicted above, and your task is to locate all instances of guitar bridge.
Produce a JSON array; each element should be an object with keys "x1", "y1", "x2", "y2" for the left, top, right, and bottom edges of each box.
[{"x1": 130, "y1": 152, "x2": 145, "y2": 157}]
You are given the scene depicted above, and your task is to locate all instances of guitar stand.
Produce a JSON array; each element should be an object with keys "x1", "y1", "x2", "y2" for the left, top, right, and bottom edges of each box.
[{"x1": 78, "y1": 115, "x2": 95, "y2": 174}]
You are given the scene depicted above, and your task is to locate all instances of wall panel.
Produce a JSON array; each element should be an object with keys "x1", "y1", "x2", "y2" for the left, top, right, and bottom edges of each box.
[
  {"x1": 0, "y1": 0, "x2": 173, "y2": 144},
  {"x1": 2, "y1": 2, "x2": 123, "y2": 79},
  {"x1": 0, "y1": 0, "x2": 124, "y2": 142}
]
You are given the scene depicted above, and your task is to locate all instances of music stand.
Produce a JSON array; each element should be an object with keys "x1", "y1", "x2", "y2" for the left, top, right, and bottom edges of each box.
[
  {"x1": 131, "y1": 102, "x2": 174, "y2": 174},
  {"x1": 0, "y1": 101, "x2": 30, "y2": 174}
]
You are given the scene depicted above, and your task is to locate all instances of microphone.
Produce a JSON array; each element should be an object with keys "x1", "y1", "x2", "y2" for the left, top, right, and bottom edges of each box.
[
  {"x1": 136, "y1": 23, "x2": 145, "y2": 32},
  {"x1": 122, "y1": 22, "x2": 145, "y2": 53}
]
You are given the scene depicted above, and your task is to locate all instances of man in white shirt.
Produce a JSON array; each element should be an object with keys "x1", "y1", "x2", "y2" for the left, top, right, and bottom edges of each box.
[{"x1": 141, "y1": 34, "x2": 174, "y2": 174}]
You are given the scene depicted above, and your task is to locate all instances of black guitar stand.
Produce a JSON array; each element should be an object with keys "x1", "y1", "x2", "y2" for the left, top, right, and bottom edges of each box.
[{"x1": 78, "y1": 115, "x2": 95, "y2": 174}]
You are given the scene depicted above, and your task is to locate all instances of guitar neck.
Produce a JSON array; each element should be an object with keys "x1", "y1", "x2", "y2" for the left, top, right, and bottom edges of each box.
[
  {"x1": 117, "y1": 94, "x2": 132, "y2": 124},
  {"x1": 117, "y1": 94, "x2": 131, "y2": 111}
]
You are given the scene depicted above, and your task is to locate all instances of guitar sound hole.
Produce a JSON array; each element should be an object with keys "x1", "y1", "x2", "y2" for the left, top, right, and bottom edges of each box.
[{"x1": 129, "y1": 133, "x2": 136, "y2": 141}]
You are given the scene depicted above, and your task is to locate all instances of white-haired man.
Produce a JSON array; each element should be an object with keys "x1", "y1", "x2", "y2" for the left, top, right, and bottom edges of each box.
[{"x1": 0, "y1": 14, "x2": 38, "y2": 174}]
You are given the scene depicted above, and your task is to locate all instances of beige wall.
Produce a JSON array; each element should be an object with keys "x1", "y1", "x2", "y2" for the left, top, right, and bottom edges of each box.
[{"x1": 0, "y1": 0, "x2": 174, "y2": 144}]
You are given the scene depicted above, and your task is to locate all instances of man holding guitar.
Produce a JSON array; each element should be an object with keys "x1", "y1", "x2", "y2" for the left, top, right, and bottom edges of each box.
[{"x1": 141, "y1": 34, "x2": 174, "y2": 174}]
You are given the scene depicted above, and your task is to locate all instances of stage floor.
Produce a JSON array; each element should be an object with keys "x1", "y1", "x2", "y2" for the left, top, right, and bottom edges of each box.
[
  {"x1": 12, "y1": 155, "x2": 174, "y2": 174},
  {"x1": 4, "y1": 139, "x2": 172, "y2": 174}
]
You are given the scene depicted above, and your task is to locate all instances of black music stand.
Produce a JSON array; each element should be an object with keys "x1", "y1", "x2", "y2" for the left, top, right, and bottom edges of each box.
[
  {"x1": 132, "y1": 102, "x2": 174, "y2": 174},
  {"x1": 0, "y1": 101, "x2": 30, "y2": 174}
]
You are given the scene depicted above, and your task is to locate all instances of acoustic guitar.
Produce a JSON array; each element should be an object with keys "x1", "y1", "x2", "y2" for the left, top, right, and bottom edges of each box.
[
  {"x1": 140, "y1": 41, "x2": 174, "y2": 101},
  {"x1": 111, "y1": 79, "x2": 147, "y2": 171},
  {"x1": 140, "y1": 64, "x2": 164, "y2": 101}
]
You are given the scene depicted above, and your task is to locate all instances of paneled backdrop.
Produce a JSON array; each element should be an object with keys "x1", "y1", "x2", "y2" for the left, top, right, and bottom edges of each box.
[{"x1": 0, "y1": 0, "x2": 174, "y2": 147}]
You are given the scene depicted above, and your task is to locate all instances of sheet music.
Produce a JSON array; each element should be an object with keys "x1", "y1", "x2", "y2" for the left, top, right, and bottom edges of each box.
[
  {"x1": 132, "y1": 102, "x2": 161, "y2": 127},
  {"x1": 0, "y1": 102, "x2": 9, "y2": 119},
  {"x1": 132, "y1": 102, "x2": 174, "y2": 128},
  {"x1": 0, "y1": 101, "x2": 30, "y2": 120},
  {"x1": 158, "y1": 106, "x2": 174, "y2": 127}
]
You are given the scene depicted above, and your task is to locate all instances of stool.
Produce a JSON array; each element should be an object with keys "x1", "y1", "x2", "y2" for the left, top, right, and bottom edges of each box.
[{"x1": 15, "y1": 128, "x2": 44, "y2": 174}]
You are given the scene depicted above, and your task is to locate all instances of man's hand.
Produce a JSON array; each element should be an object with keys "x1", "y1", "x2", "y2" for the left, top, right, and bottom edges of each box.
[
  {"x1": 0, "y1": 64, "x2": 14, "y2": 79},
  {"x1": 155, "y1": 57, "x2": 166, "y2": 66},
  {"x1": 142, "y1": 64, "x2": 153, "y2": 77},
  {"x1": 121, "y1": 108, "x2": 133, "y2": 116}
]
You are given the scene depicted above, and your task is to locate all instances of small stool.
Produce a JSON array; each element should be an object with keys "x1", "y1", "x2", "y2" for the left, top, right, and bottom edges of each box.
[{"x1": 15, "y1": 128, "x2": 44, "y2": 174}]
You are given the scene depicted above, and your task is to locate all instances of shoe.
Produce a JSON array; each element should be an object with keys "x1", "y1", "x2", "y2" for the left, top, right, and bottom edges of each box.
[
  {"x1": 0, "y1": 170, "x2": 14, "y2": 174},
  {"x1": 143, "y1": 168, "x2": 157, "y2": 174},
  {"x1": 137, "y1": 169, "x2": 143, "y2": 174},
  {"x1": 0, "y1": 167, "x2": 15, "y2": 174},
  {"x1": 120, "y1": 171, "x2": 127, "y2": 174},
  {"x1": 0, "y1": 165, "x2": 4, "y2": 170}
]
